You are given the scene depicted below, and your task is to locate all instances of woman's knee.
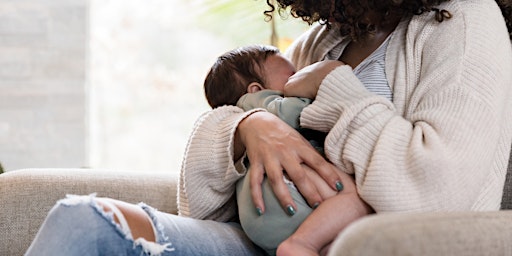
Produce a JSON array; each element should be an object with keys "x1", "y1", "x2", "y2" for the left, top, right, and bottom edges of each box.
[
  {"x1": 28, "y1": 195, "x2": 176, "y2": 256},
  {"x1": 95, "y1": 198, "x2": 156, "y2": 242}
]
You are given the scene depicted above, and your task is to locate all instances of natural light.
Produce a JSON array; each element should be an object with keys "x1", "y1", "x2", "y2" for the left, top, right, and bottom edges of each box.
[{"x1": 89, "y1": 0, "x2": 309, "y2": 172}]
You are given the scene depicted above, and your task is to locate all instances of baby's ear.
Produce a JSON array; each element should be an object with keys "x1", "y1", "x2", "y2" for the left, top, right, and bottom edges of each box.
[{"x1": 247, "y1": 82, "x2": 264, "y2": 93}]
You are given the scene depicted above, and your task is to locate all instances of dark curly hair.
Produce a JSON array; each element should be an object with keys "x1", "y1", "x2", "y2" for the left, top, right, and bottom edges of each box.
[
  {"x1": 266, "y1": 0, "x2": 512, "y2": 40},
  {"x1": 204, "y1": 45, "x2": 280, "y2": 108}
]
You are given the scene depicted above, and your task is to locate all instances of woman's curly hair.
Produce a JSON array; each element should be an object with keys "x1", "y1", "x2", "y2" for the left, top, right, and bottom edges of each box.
[{"x1": 266, "y1": 0, "x2": 512, "y2": 40}]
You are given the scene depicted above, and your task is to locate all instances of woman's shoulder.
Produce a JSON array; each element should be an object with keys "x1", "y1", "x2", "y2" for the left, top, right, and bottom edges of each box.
[
  {"x1": 446, "y1": 0, "x2": 506, "y2": 25},
  {"x1": 433, "y1": 0, "x2": 506, "y2": 34},
  {"x1": 403, "y1": 0, "x2": 509, "y2": 50},
  {"x1": 447, "y1": 0, "x2": 502, "y2": 13},
  {"x1": 284, "y1": 24, "x2": 343, "y2": 69}
]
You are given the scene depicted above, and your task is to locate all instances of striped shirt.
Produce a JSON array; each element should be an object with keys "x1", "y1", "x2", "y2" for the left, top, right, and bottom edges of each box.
[{"x1": 323, "y1": 35, "x2": 393, "y2": 102}]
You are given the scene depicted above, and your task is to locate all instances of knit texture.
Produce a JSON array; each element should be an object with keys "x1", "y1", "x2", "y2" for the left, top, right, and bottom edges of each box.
[
  {"x1": 294, "y1": 0, "x2": 512, "y2": 212},
  {"x1": 178, "y1": 106, "x2": 262, "y2": 220},
  {"x1": 178, "y1": 0, "x2": 512, "y2": 220},
  {"x1": 501, "y1": 148, "x2": 512, "y2": 209}
]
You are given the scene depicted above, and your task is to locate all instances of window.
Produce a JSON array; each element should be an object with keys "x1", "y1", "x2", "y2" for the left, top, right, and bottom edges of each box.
[{"x1": 89, "y1": 0, "x2": 309, "y2": 172}]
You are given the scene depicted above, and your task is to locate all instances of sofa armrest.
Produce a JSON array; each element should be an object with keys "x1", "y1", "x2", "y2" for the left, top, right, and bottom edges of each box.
[
  {"x1": 0, "y1": 168, "x2": 178, "y2": 256},
  {"x1": 328, "y1": 211, "x2": 512, "y2": 256}
]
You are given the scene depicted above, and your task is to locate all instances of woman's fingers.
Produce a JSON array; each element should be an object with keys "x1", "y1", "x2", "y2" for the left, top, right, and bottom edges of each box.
[
  {"x1": 279, "y1": 132, "x2": 344, "y2": 197},
  {"x1": 248, "y1": 145, "x2": 302, "y2": 215},
  {"x1": 280, "y1": 146, "x2": 342, "y2": 205},
  {"x1": 239, "y1": 111, "x2": 338, "y2": 215},
  {"x1": 302, "y1": 164, "x2": 339, "y2": 200},
  {"x1": 300, "y1": 150, "x2": 345, "y2": 192},
  {"x1": 262, "y1": 164, "x2": 299, "y2": 215},
  {"x1": 278, "y1": 159, "x2": 324, "y2": 209},
  {"x1": 248, "y1": 163, "x2": 266, "y2": 215}
]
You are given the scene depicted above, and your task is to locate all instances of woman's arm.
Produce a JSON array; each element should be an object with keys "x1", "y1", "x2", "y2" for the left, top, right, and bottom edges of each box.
[
  {"x1": 179, "y1": 106, "x2": 344, "y2": 220},
  {"x1": 237, "y1": 111, "x2": 344, "y2": 214},
  {"x1": 300, "y1": 1, "x2": 512, "y2": 212},
  {"x1": 178, "y1": 106, "x2": 261, "y2": 221}
]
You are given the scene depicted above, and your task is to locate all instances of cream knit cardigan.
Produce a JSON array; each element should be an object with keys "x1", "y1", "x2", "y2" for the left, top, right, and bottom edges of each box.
[{"x1": 178, "y1": 0, "x2": 512, "y2": 221}]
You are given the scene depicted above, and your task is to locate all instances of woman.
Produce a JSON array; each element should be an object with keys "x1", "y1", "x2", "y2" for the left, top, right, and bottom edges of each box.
[{"x1": 26, "y1": 0, "x2": 512, "y2": 255}]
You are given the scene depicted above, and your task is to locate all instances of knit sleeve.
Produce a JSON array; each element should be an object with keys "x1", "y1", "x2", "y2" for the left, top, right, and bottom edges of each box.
[
  {"x1": 177, "y1": 105, "x2": 264, "y2": 221},
  {"x1": 301, "y1": 0, "x2": 512, "y2": 212}
]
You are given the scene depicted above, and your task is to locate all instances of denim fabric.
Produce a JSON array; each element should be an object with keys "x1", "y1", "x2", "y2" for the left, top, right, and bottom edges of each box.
[{"x1": 25, "y1": 195, "x2": 265, "y2": 256}]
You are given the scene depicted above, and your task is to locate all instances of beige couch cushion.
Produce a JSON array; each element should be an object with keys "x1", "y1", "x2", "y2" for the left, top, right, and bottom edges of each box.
[{"x1": 0, "y1": 168, "x2": 178, "y2": 256}]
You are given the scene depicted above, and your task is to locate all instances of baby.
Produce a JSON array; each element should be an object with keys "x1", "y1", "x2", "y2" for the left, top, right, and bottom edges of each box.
[{"x1": 204, "y1": 45, "x2": 367, "y2": 255}]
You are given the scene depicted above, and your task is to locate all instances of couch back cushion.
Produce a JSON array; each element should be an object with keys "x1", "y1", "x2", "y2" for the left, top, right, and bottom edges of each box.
[{"x1": 500, "y1": 145, "x2": 512, "y2": 209}]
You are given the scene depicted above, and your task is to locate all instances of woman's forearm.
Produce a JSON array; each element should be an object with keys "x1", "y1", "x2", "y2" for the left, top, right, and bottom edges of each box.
[
  {"x1": 178, "y1": 106, "x2": 260, "y2": 221},
  {"x1": 302, "y1": 22, "x2": 512, "y2": 212}
]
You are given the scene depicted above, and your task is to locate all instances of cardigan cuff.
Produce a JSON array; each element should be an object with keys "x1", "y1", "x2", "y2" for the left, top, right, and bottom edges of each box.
[{"x1": 300, "y1": 65, "x2": 377, "y2": 132}]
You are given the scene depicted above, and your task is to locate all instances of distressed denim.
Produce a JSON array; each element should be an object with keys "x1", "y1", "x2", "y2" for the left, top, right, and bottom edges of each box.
[{"x1": 25, "y1": 194, "x2": 266, "y2": 256}]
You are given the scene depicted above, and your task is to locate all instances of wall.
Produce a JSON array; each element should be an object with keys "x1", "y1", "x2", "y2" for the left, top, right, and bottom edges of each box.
[{"x1": 0, "y1": 0, "x2": 88, "y2": 171}]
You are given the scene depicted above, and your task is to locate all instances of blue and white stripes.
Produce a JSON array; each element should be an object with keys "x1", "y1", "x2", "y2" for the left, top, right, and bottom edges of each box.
[{"x1": 324, "y1": 35, "x2": 393, "y2": 102}]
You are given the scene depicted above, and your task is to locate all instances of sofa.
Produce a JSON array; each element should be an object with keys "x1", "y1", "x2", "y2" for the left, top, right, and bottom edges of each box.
[
  {"x1": 0, "y1": 169, "x2": 179, "y2": 256},
  {"x1": 1, "y1": 147, "x2": 511, "y2": 256}
]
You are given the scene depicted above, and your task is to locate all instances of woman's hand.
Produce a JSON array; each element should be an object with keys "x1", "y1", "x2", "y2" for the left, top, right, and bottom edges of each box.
[
  {"x1": 284, "y1": 60, "x2": 345, "y2": 99},
  {"x1": 237, "y1": 111, "x2": 344, "y2": 215}
]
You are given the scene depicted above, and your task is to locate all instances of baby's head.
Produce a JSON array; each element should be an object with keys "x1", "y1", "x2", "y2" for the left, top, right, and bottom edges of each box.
[{"x1": 204, "y1": 45, "x2": 296, "y2": 108}]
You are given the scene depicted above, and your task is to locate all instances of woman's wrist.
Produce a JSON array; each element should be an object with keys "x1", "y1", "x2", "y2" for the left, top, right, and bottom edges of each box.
[
  {"x1": 233, "y1": 110, "x2": 267, "y2": 162},
  {"x1": 300, "y1": 65, "x2": 368, "y2": 132}
]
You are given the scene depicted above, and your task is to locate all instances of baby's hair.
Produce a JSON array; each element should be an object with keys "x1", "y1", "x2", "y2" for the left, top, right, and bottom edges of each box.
[
  {"x1": 266, "y1": 0, "x2": 512, "y2": 41},
  {"x1": 204, "y1": 45, "x2": 280, "y2": 108}
]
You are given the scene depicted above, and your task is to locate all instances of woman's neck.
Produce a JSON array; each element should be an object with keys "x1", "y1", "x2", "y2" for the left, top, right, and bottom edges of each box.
[{"x1": 340, "y1": 12, "x2": 402, "y2": 68}]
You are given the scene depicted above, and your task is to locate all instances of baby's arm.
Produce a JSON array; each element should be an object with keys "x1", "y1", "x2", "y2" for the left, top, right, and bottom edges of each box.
[
  {"x1": 277, "y1": 170, "x2": 373, "y2": 256},
  {"x1": 237, "y1": 90, "x2": 312, "y2": 129}
]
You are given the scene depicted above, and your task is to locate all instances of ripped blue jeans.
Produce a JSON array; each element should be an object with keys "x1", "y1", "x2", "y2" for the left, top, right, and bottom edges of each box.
[{"x1": 25, "y1": 194, "x2": 266, "y2": 256}]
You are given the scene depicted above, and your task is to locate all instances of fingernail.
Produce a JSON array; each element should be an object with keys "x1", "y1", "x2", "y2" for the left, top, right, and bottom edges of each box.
[
  {"x1": 336, "y1": 181, "x2": 344, "y2": 192},
  {"x1": 256, "y1": 207, "x2": 263, "y2": 216},
  {"x1": 312, "y1": 202, "x2": 320, "y2": 209},
  {"x1": 286, "y1": 205, "x2": 296, "y2": 216}
]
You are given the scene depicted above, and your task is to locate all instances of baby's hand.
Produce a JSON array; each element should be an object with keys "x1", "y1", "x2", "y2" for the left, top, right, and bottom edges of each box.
[{"x1": 284, "y1": 60, "x2": 344, "y2": 99}]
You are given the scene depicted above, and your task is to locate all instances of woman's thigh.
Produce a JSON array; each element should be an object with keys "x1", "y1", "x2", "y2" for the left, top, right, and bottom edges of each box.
[
  {"x1": 26, "y1": 194, "x2": 266, "y2": 256},
  {"x1": 142, "y1": 203, "x2": 266, "y2": 256}
]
